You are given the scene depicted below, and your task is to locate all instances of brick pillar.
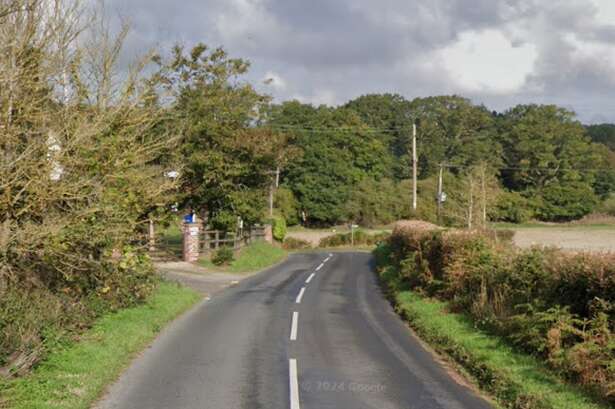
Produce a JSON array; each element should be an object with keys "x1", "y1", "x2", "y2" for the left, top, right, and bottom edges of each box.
[
  {"x1": 183, "y1": 222, "x2": 202, "y2": 262},
  {"x1": 264, "y1": 224, "x2": 273, "y2": 244}
]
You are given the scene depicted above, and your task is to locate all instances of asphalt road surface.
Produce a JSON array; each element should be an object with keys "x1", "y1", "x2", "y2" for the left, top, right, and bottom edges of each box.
[{"x1": 97, "y1": 252, "x2": 493, "y2": 409}]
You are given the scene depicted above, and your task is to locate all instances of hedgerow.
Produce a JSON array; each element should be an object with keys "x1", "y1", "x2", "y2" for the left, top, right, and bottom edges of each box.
[
  {"x1": 318, "y1": 230, "x2": 390, "y2": 248},
  {"x1": 383, "y1": 224, "x2": 615, "y2": 403}
]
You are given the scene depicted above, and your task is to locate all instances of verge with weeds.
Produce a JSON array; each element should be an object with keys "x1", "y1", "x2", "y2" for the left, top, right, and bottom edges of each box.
[
  {"x1": 0, "y1": 282, "x2": 201, "y2": 409},
  {"x1": 199, "y1": 241, "x2": 288, "y2": 273},
  {"x1": 374, "y1": 223, "x2": 614, "y2": 408}
]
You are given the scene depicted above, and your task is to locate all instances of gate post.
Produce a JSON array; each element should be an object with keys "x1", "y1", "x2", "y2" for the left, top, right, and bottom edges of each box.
[{"x1": 183, "y1": 222, "x2": 202, "y2": 262}]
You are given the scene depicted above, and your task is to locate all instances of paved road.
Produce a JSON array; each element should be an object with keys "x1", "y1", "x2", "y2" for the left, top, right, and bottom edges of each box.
[{"x1": 97, "y1": 253, "x2": 493, "y2": 409}]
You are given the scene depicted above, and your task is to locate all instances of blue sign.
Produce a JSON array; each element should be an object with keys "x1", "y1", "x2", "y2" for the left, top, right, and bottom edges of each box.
[{"x1": 183, "y1": 213, "x2": 196, "y2": 224}]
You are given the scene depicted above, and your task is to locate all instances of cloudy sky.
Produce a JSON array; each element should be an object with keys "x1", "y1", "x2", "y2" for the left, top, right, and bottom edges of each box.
[{"x1": 108, "y1": 0, "x2": 615, "y2": 123}]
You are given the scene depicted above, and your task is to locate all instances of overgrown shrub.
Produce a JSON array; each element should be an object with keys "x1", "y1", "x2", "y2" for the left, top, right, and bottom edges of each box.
[
  {"x1": 318, "y1": 230, "x2": 390, "y2": 248},
  {"x1": 211, "y1": 247, "x2": 235, "y2": 266},
  {"x1": 272, "y1": 216, "x2": 287, "y2": 242},
  {"x1": 275, "y1": 188, "x2": 300, "y2": 226},
  {"x1": 537, "y1": 182, "x2": 599, "y2": 222},
  {"x1": 598, "y1": 195, "x2": 615, "y2": 216},
  {"x1": 282, "y1": 237, "x2": 312, "y2": 250},
  {"x1": 380, "y1": 225, "x2": 615, "y2": 402},
  {"x1": 491, "y1": 191, "x2": 534, "y2": 223},
  {"x1": 0, "y1": 2, "x2": 176, "y2": 377}
]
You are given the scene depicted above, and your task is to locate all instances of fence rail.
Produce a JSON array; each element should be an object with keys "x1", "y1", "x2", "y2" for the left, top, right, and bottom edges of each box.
[{"x1": 201, "y1": 226, "x2": 267, "y2": 253}]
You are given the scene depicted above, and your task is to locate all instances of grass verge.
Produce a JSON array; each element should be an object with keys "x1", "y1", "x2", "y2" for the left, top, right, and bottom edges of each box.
[
  {"x1": 199, "y1": 241, "x2": 287, "y2": 274},
  {"x1": 381, "y1": 278, "x2": 609, "y2": 409},
  {"x1": 0, "y1": 282, "x2": 201, "y2": 409}
]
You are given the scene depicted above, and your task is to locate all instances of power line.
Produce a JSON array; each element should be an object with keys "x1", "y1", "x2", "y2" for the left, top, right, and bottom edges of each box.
[{"x1": 441, "y1": 164, "x2": 614, "y2": 174}]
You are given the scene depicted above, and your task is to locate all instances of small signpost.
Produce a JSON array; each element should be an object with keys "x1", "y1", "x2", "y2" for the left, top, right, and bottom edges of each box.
[{"x1": 350, "y1": 224, "x2": 359, "y2": 247}]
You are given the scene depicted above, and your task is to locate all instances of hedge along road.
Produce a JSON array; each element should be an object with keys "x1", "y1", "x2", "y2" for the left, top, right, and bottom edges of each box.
[{"x1": 96, "y1": 253, "x2": 492, "y2": 409}]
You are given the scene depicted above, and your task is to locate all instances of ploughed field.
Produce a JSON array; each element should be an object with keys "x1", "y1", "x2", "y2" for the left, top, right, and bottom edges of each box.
[{"x1": 512, "y1": 226, "x2": 615, "y2": 252}]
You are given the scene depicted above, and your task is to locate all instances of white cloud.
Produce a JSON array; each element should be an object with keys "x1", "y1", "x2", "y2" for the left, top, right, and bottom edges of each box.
[
  {"x1": 589, "y1": 0, "x2": 615, "y2": 26},
  {"x1": 262, "y1": 71, "x2": 287, "y2": 91},
  {"x1": 438, "y1": 29, "x2": 538, "y2": 94}
]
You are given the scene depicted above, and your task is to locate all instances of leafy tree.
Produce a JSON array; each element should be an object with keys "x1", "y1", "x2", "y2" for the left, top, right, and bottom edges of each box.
[
  {"x1": 271, "y1": 101, "x2": 391, "y2": 225},
  {"x1": 157, "y1": 44, "x2": 288, "y2": 229},
  {"x1": 590, "y1": 144, "x2": 615, "y2": 199},
  {"x1": 536, "y1": 182, "x2": 598, "y2": 222},
  {"x1": 345, "y1": 94, "x2": 413, "y2": 178},
  {"x1": 409, "y1": 96, "x2": 502, "y2": 177},
  {"x1": 275, "y1": 187, "x2": 300, "y2": 226},
  {"x1": 345, "y1": 178, "x2": 409, "y2": 227},
  {"x1": 499, "y1": 105, "x2": 598, "y2": 192},
  {"x1": 586, "y1": 123, "x2": 615, "y2": 151}
]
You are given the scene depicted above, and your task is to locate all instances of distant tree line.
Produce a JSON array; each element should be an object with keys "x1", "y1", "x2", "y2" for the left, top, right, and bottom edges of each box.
[
  {"x1": 260, "y1": 95, "x2": 615, "y2": 226},
  {"x1": 167, "y1": 48, "x2": 615, "y2": 228}
]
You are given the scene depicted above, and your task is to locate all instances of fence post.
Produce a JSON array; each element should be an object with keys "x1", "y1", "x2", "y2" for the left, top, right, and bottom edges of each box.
[
  {"x1": 183, "y1": 222, "x2": 202, "y2": 262},
  {"x1": 264, "y1": 224, "x2": 273, "y2": 244},
  {"x1": 203, "y1": 230, "x2": 210, "y2": 253},
  {"x1": 214, "y1": 231, "x2": 220, "y2": 249}
]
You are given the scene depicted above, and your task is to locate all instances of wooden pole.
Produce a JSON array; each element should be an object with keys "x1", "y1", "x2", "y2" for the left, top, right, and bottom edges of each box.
[
  {"x1": 437, "y1": 163, "x2": 444, "y2": 223},
  {"x1": 148, "y1": 218, "x2": 156, "y2": 252},
  {"x1": 412, "y1": 122, "x2": 418, "y2": 212}
]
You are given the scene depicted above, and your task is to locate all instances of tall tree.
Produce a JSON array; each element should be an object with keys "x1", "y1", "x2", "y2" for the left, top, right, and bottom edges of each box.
[
  {"x1": 157, "y1": 44, "x2": 288, "y2": 229},
  {"x1": 408, "y1": 96, "x2": 502, "y2": 177},
  {"x1": 271, "y1": 101, "x2": 391, "y2": 225}
]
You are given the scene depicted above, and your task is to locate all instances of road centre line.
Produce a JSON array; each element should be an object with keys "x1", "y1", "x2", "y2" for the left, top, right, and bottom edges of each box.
[
  {"x1": 290, "y1": 312, "x2": 299, "y2": 341},
  {"x1": 315, "y1": 263, "x2": 324, "y2": 271},
  {"x1": 306, "y1": 273, "x2": 316, "y2": 284},
  {"x1": 295, "y1": 287, "x2": 306, "y2": 304},
  {"x1": 289, "y1": 359, "x2": 300, "y2": 409}
]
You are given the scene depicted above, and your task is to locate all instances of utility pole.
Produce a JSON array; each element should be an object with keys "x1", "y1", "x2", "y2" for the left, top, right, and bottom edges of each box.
[
  {"x1": 268, "y1": 167, "x2": 281, "y2": 217},
  {"x1": 412, "y1": 122, "x2": 418, "y2": 212},
  {"x1": 437, "y1": 163, "x2": 444, "y2": 223}
]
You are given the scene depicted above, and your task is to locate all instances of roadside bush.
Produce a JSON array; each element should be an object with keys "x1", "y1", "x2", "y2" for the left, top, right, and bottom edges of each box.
[
  {"x1": 380, "y1": 225, "x2": 615, "y2": 402},
  {"x1": 282, "y1": 237, "x2": 312, "y2": 250},
  {"x1": 0, "y1": 1, "x2": 178, "y2": 378},
  {"x1": 211, "y1": 247, "x2": 235, "y2": 266},
  {"x1": 598, "y1": 195, "x2": 615, "y2": 216},
  {"x1": 275, "y1": 188, "x2": 300, "y2": 226},
  {"x1": 319, "y1": 230, "x2": 390, "y2": 248},
  {"x1": 537, "y1": 182, "x2": 599, "y2": 222},
  {"x1": 272, "y1": 216, "x2": 287, "y2": 242},
  {"x1": 491, "y1": 191, "x2": 534, "y2": 223}
]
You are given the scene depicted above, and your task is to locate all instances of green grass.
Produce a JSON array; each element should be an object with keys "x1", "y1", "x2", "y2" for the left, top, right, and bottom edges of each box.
[
  {"x1": 199, "y1": 241, "x2": 288, "y2": 274},
  {"x1": 1, "y1": 282, "x2": 201, "y2": 409},
  {"x1": 391, "y1": 289, "x2": 609, "y2": 409}
]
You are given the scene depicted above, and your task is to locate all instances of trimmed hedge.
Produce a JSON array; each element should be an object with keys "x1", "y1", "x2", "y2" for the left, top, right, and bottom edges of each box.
[{"x1": 382, "y1": 225, "x2": 615, "y2": 403}]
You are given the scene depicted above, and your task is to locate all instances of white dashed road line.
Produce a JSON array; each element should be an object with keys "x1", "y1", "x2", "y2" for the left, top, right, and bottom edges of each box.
[
  {"x1": 315, "y1": 263, "x2": 324, "y2": 271},
  {"x1": 290, "y1": 312, "x2": 299, "y2": 341},
  {"x1": 295, "y1": 287, "x2": 306, "y2": 304},
  {"x1": 289, "y1": 359, "x2": 300, "y2": 409},
  {"x1": 305, "y1": 273, "x2": 316, "y2": 284}
]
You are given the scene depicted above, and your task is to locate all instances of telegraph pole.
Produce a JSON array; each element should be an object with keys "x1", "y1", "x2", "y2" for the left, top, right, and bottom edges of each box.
[
  {"x1": 437, "y1": 163, "x2": 444, "y2": 223},
  {"x1": 412, "y1": 122, "x2": 418, "y2": 212},
  {"x1": 268, "y1": 167, "x2": 281, "y2": 217}
]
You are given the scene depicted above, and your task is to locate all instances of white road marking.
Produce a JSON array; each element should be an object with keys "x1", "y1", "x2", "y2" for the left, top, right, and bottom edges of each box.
[
  {"x1": 295, "y1": 287, "x2": 306, "y2": 304},
  {"x1": 289, "y1": 359, "x2": 300, "y2": 409},
  {"x1": 290, "y1": 312, "x2": 299, "y2": 341},
  {"x1": 306, "y1": 273, "x2": 316, "y2": 284},
  {"x1": 315, "y1": 263, "x2": 324, "y2": 271}
]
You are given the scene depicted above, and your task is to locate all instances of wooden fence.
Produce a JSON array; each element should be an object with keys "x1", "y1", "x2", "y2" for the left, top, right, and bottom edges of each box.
[{"x1": 201, "y1": 226, "x2": 267, "y2": 253}]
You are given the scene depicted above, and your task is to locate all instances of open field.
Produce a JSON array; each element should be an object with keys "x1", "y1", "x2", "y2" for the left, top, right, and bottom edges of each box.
[{"x1": 508, "y1": 226, "x2": 615, "y2": 252}]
